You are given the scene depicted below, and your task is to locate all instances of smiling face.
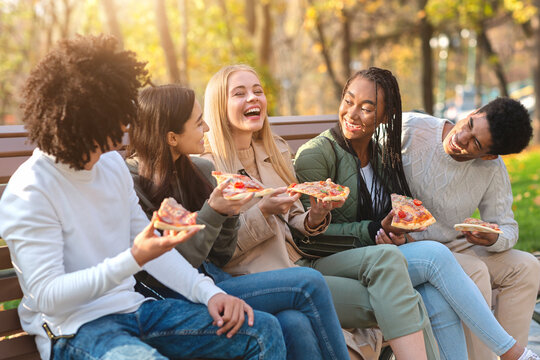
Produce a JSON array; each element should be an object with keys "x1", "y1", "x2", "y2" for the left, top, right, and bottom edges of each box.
[
  {"x1": 339, "y1": 77, "x2": 386, "y2": 142},
  {"x1": 226, "y1": 70, "x2": 267, "y2": 136},
  {"x1": 442, "y1": 111, "x2": 495, "y2": 161},
  {"x1": 168, "y1": 100, "x2": 208, "y2": 158}
]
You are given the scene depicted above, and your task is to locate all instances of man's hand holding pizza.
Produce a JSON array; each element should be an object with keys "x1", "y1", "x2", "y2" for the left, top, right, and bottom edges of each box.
[
  {"x1": 462, "y1": 230, "x2": 498, "y2": 246},
  {"x1": 208, "y1": 180, "x2": 254, "y2": 216},
  {"x1": 131, "y1": 213, "x2": 201, "y2": 266}
]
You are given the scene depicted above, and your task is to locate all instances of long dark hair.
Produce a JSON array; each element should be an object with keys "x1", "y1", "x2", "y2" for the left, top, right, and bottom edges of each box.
[
  {"x1": 127, "y1": 85, "x2": 213, "y2": 211},
  {"x1": 338, "y1": 67, "x2": 411, "y2": 221}
]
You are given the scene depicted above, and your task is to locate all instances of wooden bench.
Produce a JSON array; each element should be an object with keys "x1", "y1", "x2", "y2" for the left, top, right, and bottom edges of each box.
[{"x1": 0, "y1": 115, "x2": 339, "y2": 360}]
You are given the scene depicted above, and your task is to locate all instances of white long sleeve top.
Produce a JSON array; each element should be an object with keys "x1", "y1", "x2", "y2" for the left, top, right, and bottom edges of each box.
[
  {"x1": 401, "y1": 112, "x2": 518, "y2": 252},
  {"x1": 0, "y1": 149, "x2": 224, "y2": 359}
]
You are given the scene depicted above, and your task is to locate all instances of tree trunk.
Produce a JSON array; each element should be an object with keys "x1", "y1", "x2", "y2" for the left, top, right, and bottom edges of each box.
[
  {"x1": 256, "y1": 1, "x2": 272, "y2": 66},
  {"x1": 245, "y1": 0, "x2": 256, "y2": 35},
  {"x1": 474, "y1": 31, "x2": 484, "y2": 108},
  {"x1": 155, "y1": 0, "x2": 181, "y2": 84},
  {"x1": 307, "y1": 0, "x2": 341, "y2": 101},
  {"x1": 179, "y1": 0, "x2": 189, "y2": 85},
  {"x1": 418, "y1": 0, "x2": 434, "y2": 114},
  {"x1": 340, "y1": 9, "x2": 351, "y2": 81},
  {"x1": 478, "y1": 30, "x2": 508, "y2": 97},
  {"x1": 101, "y1": 0, "x2": 124, "y2": 48}
]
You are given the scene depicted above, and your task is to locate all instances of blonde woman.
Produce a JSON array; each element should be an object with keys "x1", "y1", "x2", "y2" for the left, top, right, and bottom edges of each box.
[{"x1": 202, "y1": 64, "x2": 440, "y2": 360}]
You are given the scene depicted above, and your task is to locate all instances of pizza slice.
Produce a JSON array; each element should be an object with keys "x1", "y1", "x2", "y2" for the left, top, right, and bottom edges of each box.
[
  {"x1": 287, "y1": 178, "x2": 350, "y2": 202},
  {"x1": 454, "y1": 218, "x2": 503, "y2": 234},
  {"x1": 154, "y1": 197, "x2": 206, "y2": 232},
  {"x1": 390, "y1": 193, "x2": 436, "y2": 230},
  {"x1": 211, "y1": 171, "x2": 275, "y2": 200}
]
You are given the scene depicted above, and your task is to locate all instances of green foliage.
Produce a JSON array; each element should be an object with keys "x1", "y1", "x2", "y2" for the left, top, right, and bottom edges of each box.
[{"x1": 504, "y1": 148, "x2": 540, "y2": 252}]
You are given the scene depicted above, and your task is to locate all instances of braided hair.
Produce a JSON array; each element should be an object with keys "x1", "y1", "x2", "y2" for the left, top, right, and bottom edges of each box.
[{"x1": 338, "y1": 67, "x2": 412, "y2": 221}]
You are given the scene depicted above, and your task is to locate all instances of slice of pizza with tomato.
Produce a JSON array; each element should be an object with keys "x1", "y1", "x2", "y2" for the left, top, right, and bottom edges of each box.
[
  {"x1": 454, "y1": 218, "x2": 502, "y2": 234},
  {"x1": 390, "y1": 193, "x2": 436, "y2": 230},
  {"x1": 211, "y1": 171, "x2": 275, "y2": 200},
  {"x1": 154, "y1": 197, "x2": 206, "y2": 232},
  {"x1": 287, "y1": 178, "x2": 350, "y2": 202}
]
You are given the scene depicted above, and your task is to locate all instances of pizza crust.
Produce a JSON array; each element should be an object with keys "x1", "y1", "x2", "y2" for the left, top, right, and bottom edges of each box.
[
  {"x1": 392, "y1": 216, "x2": 436, "y2": 230},
  {"x1": 454, "y1": 223, "x2": 503, "y2": 234},
  {"x1": 154, "y1": 221, "x2": 206, "y2": 232}
]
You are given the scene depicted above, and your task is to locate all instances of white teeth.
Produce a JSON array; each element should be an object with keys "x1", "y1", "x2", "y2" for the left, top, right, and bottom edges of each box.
[{"x1": 244, "y1": 107, "x2": 260, "y2": 116}]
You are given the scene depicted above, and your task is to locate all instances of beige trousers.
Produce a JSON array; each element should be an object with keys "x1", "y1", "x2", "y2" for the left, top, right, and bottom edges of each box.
[{"x1": 447, "y1": 239, "x2": 540, "y2": 360}]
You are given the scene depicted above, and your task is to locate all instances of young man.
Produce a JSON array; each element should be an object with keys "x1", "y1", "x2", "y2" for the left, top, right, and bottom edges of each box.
[
  {"x1": 401, "y1": 97, "x2": 540, "y2": 360},
  {"x1": 0, "y1": 35, "x2": 286, "y2": 360}
]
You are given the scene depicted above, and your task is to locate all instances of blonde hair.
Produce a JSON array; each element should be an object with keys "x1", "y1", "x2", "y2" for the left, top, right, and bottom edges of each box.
[{"x1": 204, "y1": 64, "x2": 296, "y2": 184}]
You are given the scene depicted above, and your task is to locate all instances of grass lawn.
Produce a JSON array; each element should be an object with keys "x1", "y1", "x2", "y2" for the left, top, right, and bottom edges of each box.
[{"x1": 502, "y1": 145, "x2": 540, "y2": 253}]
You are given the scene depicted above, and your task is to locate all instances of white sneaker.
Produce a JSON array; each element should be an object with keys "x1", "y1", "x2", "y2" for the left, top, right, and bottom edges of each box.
[{"x1": 518, "y1": 348, "x2": 540, "y2": 360}]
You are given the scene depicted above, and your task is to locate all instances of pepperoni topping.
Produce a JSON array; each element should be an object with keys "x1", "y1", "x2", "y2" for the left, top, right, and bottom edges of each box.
[
  {"x1": 289, "y1": 183, "x2": 297, "y2": 188},
  {"x1": 234, "y1": 182, "x2": 245, "y2": 189},
  {"x1": 413, "y1": 199, "x2": 422, "y2": 206},
  {"x1": 398, "y1": 210, "x2": 407, "y2": 219}
]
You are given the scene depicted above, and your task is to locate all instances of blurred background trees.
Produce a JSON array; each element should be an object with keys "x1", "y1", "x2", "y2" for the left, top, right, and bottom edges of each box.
[{"x1": 1, "y1": 0, "x2": 539, "y2": 142}]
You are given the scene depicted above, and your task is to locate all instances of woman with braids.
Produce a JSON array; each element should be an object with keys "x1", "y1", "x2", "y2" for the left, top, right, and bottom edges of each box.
[
  {"x1": 202, "y1": 64, "x2": 440, "y2": 360},
  {"x1": 294, "y1": 67, "x2": 537, "y2": 360},
  {"x1": 126, "y1": 84, "x2": 350, "y2": 360}
]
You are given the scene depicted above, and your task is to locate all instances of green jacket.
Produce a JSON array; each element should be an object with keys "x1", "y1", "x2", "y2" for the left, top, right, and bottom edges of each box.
[
  {"x1": 126, "y1": 155, "x2": 239, "y2": 269},
  {"x1": 294, "y1": 128, "x2": 383, "y2": 246}
]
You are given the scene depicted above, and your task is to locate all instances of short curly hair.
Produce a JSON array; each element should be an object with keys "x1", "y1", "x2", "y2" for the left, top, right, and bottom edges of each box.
[
  {"x1": 478, "y1": 97, "x2": 532, "y2": 155},
  {"x1": 21, "y1": 34, "x2": 148, "y2": 169}
]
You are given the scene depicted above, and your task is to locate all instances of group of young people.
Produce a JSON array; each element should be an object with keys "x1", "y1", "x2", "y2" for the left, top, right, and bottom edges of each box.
[{"x1": 0, "y1": 34, "x2": 538, "y2": 360}]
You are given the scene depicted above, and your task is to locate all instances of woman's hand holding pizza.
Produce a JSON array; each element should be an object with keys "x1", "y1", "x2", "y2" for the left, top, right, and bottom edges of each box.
[
  {"x1": 462, "y1": 230, "x2": 498, "y2": 246},
  {"x1": 375, "y1": 227, "x2": 409, "y2": 246},
  {"x1": 381, "y1": 210, "x2": 426, "y2": 236},
  {"x1": 131, "y1": 213, "x2": 201, "y2": 266},
  {"x1": 208, "y1": 180, "x2": 254, "y2": 216},
  {"x1": 258, "y1": 187, "x2": 301, "y2": 217},
  {"x1": 306, "y1": 196, "x2": 345, "y2": 228}
]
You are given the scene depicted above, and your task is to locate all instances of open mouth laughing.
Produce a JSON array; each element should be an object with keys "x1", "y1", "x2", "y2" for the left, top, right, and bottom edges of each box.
[
  {"x1": 447, "y1": 133, "x2": 468, "y2": 154},
  {"x1": 244, "y1": 106, "x2": 261, "y2": 118},
  {"x1": 342, "y1": 116, "x2": 364, "y2": 132}
]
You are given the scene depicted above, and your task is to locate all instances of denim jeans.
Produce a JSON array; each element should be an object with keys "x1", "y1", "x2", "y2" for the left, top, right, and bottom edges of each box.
[
  {"x1": 138, "y1": 265, "x2": 349, "y2": 360},
  {"x1": 52, "y1": 298, "x2": 286, "y2": 360},
  {"x1": 400, "y1": 241, "x2": 516, "y2": 359}
]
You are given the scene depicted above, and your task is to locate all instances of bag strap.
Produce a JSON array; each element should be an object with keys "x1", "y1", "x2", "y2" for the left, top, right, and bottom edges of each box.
[{"x1": 275, "y1": 214, "x2": 320, "y2": 259}]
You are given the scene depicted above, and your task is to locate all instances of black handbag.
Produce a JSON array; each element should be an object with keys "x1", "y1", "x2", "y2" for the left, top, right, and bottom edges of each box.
[{"x1": 279, "y1": 215, "x2": 361, "y2": 258}]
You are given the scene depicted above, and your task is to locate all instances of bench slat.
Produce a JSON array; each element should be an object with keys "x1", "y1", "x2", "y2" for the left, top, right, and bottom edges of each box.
[
  {"x1": 0, "y1": 334, "x2": 40, "y2": 360},
  {"x1": 0, "y1": 246, "x2": 12, "y2": 270},
  {"x1": 0, "y1": 309, "x2": 24, "y2": 338},
  {"x1": 0, "y1": 276, "x2": 23, "y2": 303}
]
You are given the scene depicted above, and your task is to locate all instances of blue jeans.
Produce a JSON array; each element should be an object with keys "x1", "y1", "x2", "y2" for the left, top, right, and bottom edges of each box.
[
  {"x1": 400, "y1": 241, "x2": 516, "y2": 359},
  {"x1": 138, "y1": 265, "x2": 349, "y2": 360},
  {"x1": 52, "y1": 298, "x2": 286, "y2": 360}
]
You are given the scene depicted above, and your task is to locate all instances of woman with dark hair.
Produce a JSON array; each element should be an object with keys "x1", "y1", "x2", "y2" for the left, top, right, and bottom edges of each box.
[
  {"x1": 294, "y1": 67, "x2": 537, "y2": 360},
  {"x1": 126, "y1": 84, "x2": 350, "y2": 360}
]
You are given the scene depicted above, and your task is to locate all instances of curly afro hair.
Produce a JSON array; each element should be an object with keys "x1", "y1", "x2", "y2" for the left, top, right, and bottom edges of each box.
[
  {"x1": 21, "y1": 34, "x2": 148, "y2": 170},
  {"x1": 479, "y1": 97, "x2": 532, "y2": 155}
]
